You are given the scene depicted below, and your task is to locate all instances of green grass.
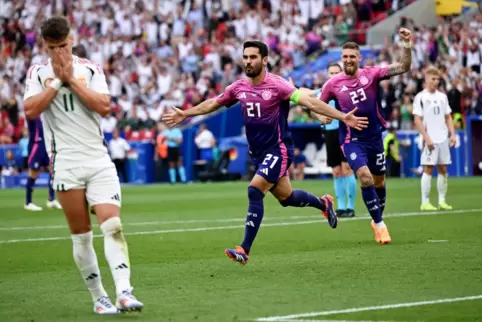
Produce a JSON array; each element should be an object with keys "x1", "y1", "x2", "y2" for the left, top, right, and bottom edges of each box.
[{"x1": 1, "y1": 178, "x2": 482, "y2": 322}]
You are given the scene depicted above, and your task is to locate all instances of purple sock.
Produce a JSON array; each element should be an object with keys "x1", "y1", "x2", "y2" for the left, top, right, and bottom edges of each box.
[
  {"x1": 25, "y1": 177, "x2": 36, "y2": 205},
  {"x1": 279, "y1": 190, "x2": 326, "y2": 211},
  {"x1": 376, "y1": 186, "x2": 386, "y2": 215},
  {"x1": 48, "y1": 173, "x2": 55, "y2": 201},
  {"x1": 361, "y1": 186, "x2": 383, "y2": 223},
  {"x1": 240, "y1": 186, "x2": 265, "y2": 254}
]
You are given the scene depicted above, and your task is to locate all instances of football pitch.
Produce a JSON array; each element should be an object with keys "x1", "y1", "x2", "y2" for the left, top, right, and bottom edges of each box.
[{"x1": 1, "y1": 177, "x2": 481, "y2": 322}]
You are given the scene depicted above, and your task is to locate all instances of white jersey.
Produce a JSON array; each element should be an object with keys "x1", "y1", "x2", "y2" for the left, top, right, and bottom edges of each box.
[
  {"x1": 412, "y1": 89, "x2": 451, "y2": 144},
  {"x1": 23, "y1": 56, "x2": 111, "y2": 171}
]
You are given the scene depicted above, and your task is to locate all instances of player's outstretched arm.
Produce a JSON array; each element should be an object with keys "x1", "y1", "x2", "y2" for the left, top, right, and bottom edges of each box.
[
  {"x1": 387, "y1": 28, "x2": 412, "y2": 77},
  {"x1": 162, "y1": 98, "x2": 223, "y2": 127},
  {"x1": 295, "y1": 91, "x2": 368, "y2": 130}
]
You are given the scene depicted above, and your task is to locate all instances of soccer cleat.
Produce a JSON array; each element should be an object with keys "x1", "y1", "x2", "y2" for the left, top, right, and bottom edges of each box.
[
  {"x1": 438, "y1": 202, "x2": 452, "y2": 210},
  {"x1": 24, "y1": 203, "x2": 43, "y2": 211},
  {"x1": 46, "y1": 199, "x2": 62, "y2": 209},
  {"x1": 339, "y1": 209, "x2": 355, "y2": 218},
  {"x1": 225, "y1": 246, "x2": 249, "y2": 265},
  {"x1": 320, "y1": 194, "x2": 337, "y2": 228},
  {"x1": 370, "y1": 220, "x2": 391, "y2": 244},
  {"x1": 94, "y1": 296, "x2": 119, "y2": 315},
  {"x1": 116, "y1": 289, "x2": 144, "y2": 312},
  {"x1": 420, "y1": 202, "x2": 437, "y2": 211},
  {"x1": 335, "y1": 209, "x2": 346, "y2": 217}
]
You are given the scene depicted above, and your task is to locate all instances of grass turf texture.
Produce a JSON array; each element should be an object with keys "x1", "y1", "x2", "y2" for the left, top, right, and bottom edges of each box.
[{"x1": 0, "y1": 177, "x2": 481, "y2": 322}]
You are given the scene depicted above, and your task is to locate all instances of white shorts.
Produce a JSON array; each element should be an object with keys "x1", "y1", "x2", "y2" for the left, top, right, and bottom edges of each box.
[
  {"x1": 52, "y1": 162, "x2": 121, "y2": 208},
  {"x1": 420, "y1": 139, "x2": 452, "y2": 166}
]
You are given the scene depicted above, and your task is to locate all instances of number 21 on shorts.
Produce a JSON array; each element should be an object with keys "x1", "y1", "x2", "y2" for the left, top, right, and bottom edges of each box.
[
  {"x1": 376, "y1": 153, "x2": 386, "y2": 171},
  {"x1": 262, "y1": 153, "x2": 279, "y2": 169}
]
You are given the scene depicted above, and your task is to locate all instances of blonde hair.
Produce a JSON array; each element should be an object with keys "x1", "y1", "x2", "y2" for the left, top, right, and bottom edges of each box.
[{"x1": 425, "y1": 67, "x2": 440, "y2": 77}]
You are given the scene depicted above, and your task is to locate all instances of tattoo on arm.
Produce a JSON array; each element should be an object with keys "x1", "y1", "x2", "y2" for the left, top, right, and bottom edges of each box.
[{"x1": 387, "y1": 46, "x2": 412, "y2": 77}]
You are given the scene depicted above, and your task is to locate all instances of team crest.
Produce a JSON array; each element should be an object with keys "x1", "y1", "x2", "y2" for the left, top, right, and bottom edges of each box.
[
  {"x1": 360, "y1": 76, "x2": 368, "y2": 85},
  {"x1": 43, "y1": 78, "x2": 54, "y2": 88},
  {"x1": 350, "y1": 152, "x2": 357, "y2": 160},
  {"x1": 77, "y1": 76, "x2": 87, "y2": 86},
  {"x1": 262, "y1": 90, "x2": 272, "y2": 100}
]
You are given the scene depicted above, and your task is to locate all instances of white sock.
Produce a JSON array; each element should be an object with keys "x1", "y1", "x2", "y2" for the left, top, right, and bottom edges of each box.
[
  {"x1": 376, "y1": 220, "x2": 386, "y2": 229},
  {"x1": 437, "y1": 173, "x2": 448, "y2": 204},
  {"x1": 72, "y1": 231, "x2": 108, "y2": 301},
  {"x1": 100, "y1": 217, "x2": 132, "y2": 297},
  {"x1": 421, "y1": 173, "x2": 432, "y2": 204}
]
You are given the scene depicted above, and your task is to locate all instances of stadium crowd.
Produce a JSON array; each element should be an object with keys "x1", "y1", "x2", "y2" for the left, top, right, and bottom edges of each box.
[{"x1": 0, "y1": 0, "x2": 480, "y2": 147}]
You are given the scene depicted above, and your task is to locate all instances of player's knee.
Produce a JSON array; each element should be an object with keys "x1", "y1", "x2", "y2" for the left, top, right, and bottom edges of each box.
[
  {"x1": 28, "y1": 169, "x2": 39, "y2": 179},
  {"x1": 374, "y1": 176, "x2": 385, "y2": 188},
  {"x1": 70, "y1": 225, "x2": 92, "y2": 235},
  {"x1": 358, "y1": 171, "x2": 374, "y2": 187},
  {"x1": 100, "y1": 216, "x2": 123, "y2": 237},
  {"x1": 341, "y1": 163, "x2": 352, "y2": 176},
  {"x1": 332, "y1": 166, "x2": 342, "y2": 178},
  {"x1": 424, "y1": 166, "x2": 434, "y2": 175},
  {"x1": 248, "y1": 186, "x2": 265, "y2": 202},
  {"x1": 437, "y1": 165, "x2": 447, "y2": 174}
]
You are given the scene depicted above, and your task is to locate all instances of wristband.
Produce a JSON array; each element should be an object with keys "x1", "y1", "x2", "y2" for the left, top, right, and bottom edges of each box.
[
  {"x1": 402, "y1": 41, "x2": 412, "y2": 49},
  {"x1": 49, "y1": 78, "x2": 62, "y2": 91}
]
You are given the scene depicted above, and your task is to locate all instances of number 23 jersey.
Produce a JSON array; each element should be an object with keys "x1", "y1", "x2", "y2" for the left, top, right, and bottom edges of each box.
[
  {"x1": 23, "y1": 55, "x2": 111, "y2": 171},
  {"x1": 319, "y1": 66, "x2": 390, "y2": 144}
]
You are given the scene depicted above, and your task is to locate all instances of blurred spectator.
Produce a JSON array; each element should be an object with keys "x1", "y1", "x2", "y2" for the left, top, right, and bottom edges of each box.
[
  {"x1": 195, "y1": 123, "x2": 216, "y2": 161},
  {"x1": 108, "y1": 128, "x2": 131, "y2": 183},
  {"x1": 1, "y1": 149, "x2": 19, "y2": 176},
  {"x1": 290, "y1": 147, "x2": 307, "y2": 180},
  {"x1": 399, "y1": 93, "x2": 413, "y2": 130}
]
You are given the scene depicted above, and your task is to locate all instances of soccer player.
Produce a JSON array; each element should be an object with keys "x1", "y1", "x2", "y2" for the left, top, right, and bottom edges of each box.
[
  {"x1": 24, "y1": 117, "x2": 62, "y2": 211},
  {"x1": 163, "y1": 40, "x2": 368, "y2": 264},
  {"x1": 23, "y1": 17, "x2": 143, "y2": 314},
  {"x1": 319, "y1": 28, "x2": 413, "y2": 244},
  {"x1": 413, "y1": 67, "x2": 455, "y2": 211},
  {"x1": 314, "y1": 63, "x2": 357, "y2": 218}
]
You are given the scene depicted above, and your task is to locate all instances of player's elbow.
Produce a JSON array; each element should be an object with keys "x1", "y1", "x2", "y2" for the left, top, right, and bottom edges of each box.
[{"x1": 24, "y1": 102, "x2": 38, "y2": 120}]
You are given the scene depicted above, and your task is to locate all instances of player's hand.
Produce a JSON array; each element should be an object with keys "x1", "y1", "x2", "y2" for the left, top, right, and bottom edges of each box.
[
  {"x1": 342, "y1": 107, "x2": 368, "y2": 131},
  {"x1": 58, "y1": 49, "x2": 74, "y2": 83},
  {"x1": 425, "y1": 137, "x2": 435, "y2": 150},
  {"x1": 51, "y1": 50, "x2": 63, "y2": 80},
  {"x1": 162, "y1": 105, "x2": 187, "y2": 127},
  {"x1": 399, "y1": 27, "x2": 411, "y2": 43},
  {"x1": 449, "y1": 135, "x2": 456, "y2": 147}
]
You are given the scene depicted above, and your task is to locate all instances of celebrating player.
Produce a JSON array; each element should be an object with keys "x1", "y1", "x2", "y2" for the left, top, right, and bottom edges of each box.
[
  {"x1": 319, "y1": 28, "x2": 413, "y2": 245},
  {"x1": 163, "y1": 40, "x2": 368, "y2": 265},
  {"x1": 23, "y1": 17, "x2": 143, "y2": 314},
  {"x1": 24, "y1": 117, "x2": 62, "y2": 211},
  {"x1": 413, "y1": 67, "x2": 455, "y2": 211},
  {"x1": 314, "y1": 63, "x2": 357, "y2": 218}
]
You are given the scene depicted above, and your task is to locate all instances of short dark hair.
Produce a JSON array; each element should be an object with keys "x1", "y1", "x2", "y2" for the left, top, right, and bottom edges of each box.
[
  {"x1": 243, "y1": 40, "x2": 269, "y2": 58},
  {"x1": 342, "y1": 42, "x2": 360, "y2": 51},
  {"x1": 327, "y1": 63, "x2": 342, "y2": 71},
  {"x1": 41, "y1": 16, "x2": 71, "y2": 41}
]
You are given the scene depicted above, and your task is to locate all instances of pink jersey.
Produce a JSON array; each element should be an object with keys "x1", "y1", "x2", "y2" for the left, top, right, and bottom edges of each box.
[
  {"x1": 319, "y1": 66, "x2": 390, "y2": 143},
  {"x1": 216, "y1": 72, "x2": 296, "y2": 157}
]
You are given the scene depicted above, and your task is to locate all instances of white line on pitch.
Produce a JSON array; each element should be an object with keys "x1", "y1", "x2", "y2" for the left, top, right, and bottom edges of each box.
[
  {"x1": 272, "y1": 320, "x2": 407, "y2": 322},
  {"x1": 428, "y1": 240, "x2": 449, "y2": 243},
  {"x1": 1, "y1": 208, "x2": 480, "y2": 232},
  {"x1": 0, "y1": 208, "x2": 480, "y2": 244},
  {"x1": 255, "y1": 294, "x2": 482, "y2": 321}
]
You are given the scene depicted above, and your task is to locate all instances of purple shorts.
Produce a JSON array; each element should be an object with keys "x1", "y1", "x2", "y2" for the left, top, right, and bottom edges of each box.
[
  {"x1": 28, "y1": 144, "x2": 50, "y2": 170},
  {"x1": 342, "y1": 139, "x2": 386, "y2": 175},
  {"x1": 251, "y1": 144, "x2": 293, "y2": 184}
]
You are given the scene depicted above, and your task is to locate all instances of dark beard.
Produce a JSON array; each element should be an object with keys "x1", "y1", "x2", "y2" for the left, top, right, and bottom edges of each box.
[{"x1": 244, "y1": 66, "x2": 262, "y2": 78}]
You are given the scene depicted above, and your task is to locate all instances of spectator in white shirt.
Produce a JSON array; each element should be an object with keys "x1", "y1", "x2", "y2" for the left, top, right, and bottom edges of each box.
[
  {"x1": 195, "y1": 124, "x2": 216, "y2": 161},
  {"x1": 109, "y1": 128, "x2": 131, "y2": 183}
]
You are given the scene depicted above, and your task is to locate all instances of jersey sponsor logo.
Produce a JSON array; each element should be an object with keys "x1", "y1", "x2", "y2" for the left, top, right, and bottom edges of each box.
[
  {"x1": 360, "y1": 76, "x2": 369, "y2": 85},
  {"x1": 262, "y1": 90, "x2": 272, "y2": 100},
  {"x1": 43, "y1": 78, "x2": 54, "y2": 88},
  {"x1": 77, "y1": 76, "x2": 87, "y2": 86},
  {"x1": 341, "y1": 85, "x2": 348, "y2": 92}
]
